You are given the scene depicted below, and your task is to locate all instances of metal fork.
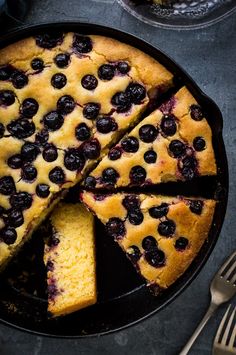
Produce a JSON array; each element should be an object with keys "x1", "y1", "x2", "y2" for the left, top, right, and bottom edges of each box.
[
  {"x1": 213, "y1": 304, "x2": 236, "y2": 354},
  {"x1": 180, "y1": 251, "x2": 236, "y2": 355}
]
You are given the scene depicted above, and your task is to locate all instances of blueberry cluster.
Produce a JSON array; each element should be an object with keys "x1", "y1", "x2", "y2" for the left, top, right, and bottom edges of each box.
[
  {"x1": 80, "y1": 61, "x2": 131, "y2": 93},
  {"x1": 111, "y1": 82, "x2": 146, "y2": 113},
  {"x1": 104, "y1": 195, "x2": 205, "y2": 269},
  {"x1": 168, "y1": 138, "x2": 205, "y2": 180},
  {"x1": 0, "y1": 65, "x2": 28, "y2": 89}
]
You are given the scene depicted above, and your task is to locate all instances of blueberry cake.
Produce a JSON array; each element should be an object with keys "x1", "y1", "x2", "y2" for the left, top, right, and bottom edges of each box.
[
  {"x1": 84, "y1": 87, "x2": 216, "y2": 189},
  {"x1": 44, "y1": 203, "x2": 96, "y2": 316},
  {"x1": 0, "y1": 32, "x2": 173, "y2": 269},
  {"x1": 81, "y1": 191, "x2": 216, "y2": 291}
]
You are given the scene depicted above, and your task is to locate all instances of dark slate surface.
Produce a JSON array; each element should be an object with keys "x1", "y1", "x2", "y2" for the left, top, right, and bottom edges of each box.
[{"x1": 0, "y1": 1, "x2": 235, "y2": 354}]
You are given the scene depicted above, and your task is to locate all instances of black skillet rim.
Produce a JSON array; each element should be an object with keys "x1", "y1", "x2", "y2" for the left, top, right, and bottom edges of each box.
[{"x1": 0, "y1": 22, "x2": 229, "y2": 338}]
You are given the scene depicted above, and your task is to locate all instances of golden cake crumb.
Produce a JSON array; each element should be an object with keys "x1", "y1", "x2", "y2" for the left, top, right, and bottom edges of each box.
[{"x1": 44, "y1": 203, "x2": 96, "y2": 317}]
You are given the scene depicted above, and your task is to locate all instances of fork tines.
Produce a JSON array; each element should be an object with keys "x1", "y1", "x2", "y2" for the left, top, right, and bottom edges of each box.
[
  {"x1": 214, "y1": 305, "x2": 236, "y2": 353},
  {"x1": 219, "y1": 251, "x2": 236, "y2": 284}
]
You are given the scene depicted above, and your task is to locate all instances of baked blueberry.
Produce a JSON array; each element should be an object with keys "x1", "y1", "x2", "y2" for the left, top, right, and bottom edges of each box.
[
  {"x1": 149, "y1": 203, "x2": 169, "y2": 219},
  {"x1": 20, "y1": 98, "x2": 39, "y2": 118},
  {"x1": 142, "y1": 236, "x2": 158, "y2": 251},
  {"x1": 47, "y1": 283, "x2": 59, "y2": 300},
  {"x1": 193, "y1": 136, "x2": 206, "y2": 151},
  {"x1": 64, "y1": 148, "x2": 85, "y2": 171},
  {"x1": 190, "y1": 104, "x2": 204, "y2": 121},
  {"x1": 0, "y1": 90, "x2": 15, "y2": 106},
  {"x1": 54, "y1": 53, "x2": 70, "y2": 68},
  {"x1": 189, "y1": 200, "x2": 203, "y2": 215},
  {"x1": 175, "y1": 237, "x2": 189, "y2": 251},
  {"x1": 169, "y1": 140, "x2": 186, "y2": 158},
  {"x1": 22, "y1": 164, "x2": 37, "y2": 181},
  {"x1": 7, "y1": 209, "x2": 24, "y2": 228},
  {"x1": 127, "y1": 245, "x2": 141, "y2": 263},
  {"x1": 129, "y1": 165, "x2": 146, "y2": 184},
  {"x1": 73, "y1": 34, "x2": 92, "y2": 53},
  {"x1": 180, "y1": 156, "x2": 197, "y2": 180},
  {"x1": 182, "y1": 156, "x2": 197, "y2": 169},
  {"x1": 31, "y1": 58, "x2": 44, "y2": 71},
  {"x1": 7, "y1": 154, "x2": 22, "y2": 169},
  {"x1": 181, "y1": 167, "x2": 195, "y2": 180},
  {"x1": 126, "y1": 83, "x2": 146, "y2": 104},
  {"x1": 122, "y1": 195, "x2": 140, "y2": 211},
  {"x1": 75, "y1": 123, "x2": 91, "y2": 141},
  {"x1": 0, "y1": 226, "x2": 17, "y2": 244},
  {"x1": 84, "y1": 176, "x2": 96, "y2": 189},
  {"x1": 117, "y1": 61, "x2": 130, "y2": 74},
  {"x1": 0, "y1": 123, "x2": 5, "y2": 138},
  {"x1": 145, "y1": 249, "x2": 165, "y2": 268},
  {"x1": 128, "y1": 210, "x2": 143, "y2": 225},
  {"x1": 121, "y1": 136, "x2": 139, "y2": 153},
  {"x1": 48, "y1": 234, "x2": 60, "y2": 248},
  {"x1": 46, "y1": 260, "x2": 54, "y2": 271},
  {"x1": 106, "y1": 217, "x2": 125, "y2": 239},
  {"x1": 43, "y1": 144, "x2": 58, "y2": 162},
  {"x1": 49, "y1": 166, "x2": 65, "y2": 184},
  {"x1": 21, "y1": 142, "x2": 39, "y2": 162},
  {"x1": 51, "y1": 73, "x2": 67, "y2": 89},
  {"x1": 0, "y1": 65, "x2": 13, "y2": 80},
  {"x1": 108, "y1": 147, "x2": 122, "y2": 160},
  {"x1": 10, "y1": 191, "x2": 32, "y2": 210},
  {"x1": 35, "y1": 129, "x2": 49, "y2": 146},
  {"x1": 83, "y1": 139, "x2": 101, "y2": 160},
  {"x1": 111, "y1": 91, "x2": 131, "y2": 113},
  {"x1": 98, "y1": 64, "x2": 115, "y2": 81},
  {"x1": 36, "y1": 184, "x2": 50, "y2": 198},
  {"x1": 81, "y1": 75, "x2": 98, "y2": 90},
  {"x1": 160, "y1": 114, "x2": 177, "y2": 136},
  {"x1": 102, "y1": 168, "x2": 119, "y2": 184},
  {"x1": 0, "y1": 176, "x2": 15, "y2": 195},
  {"x1": 139, "y1": 124, "x2": 158, "y2": 143},
  {"x1": 96, "y1": 116, "x2": 117, "y2": 134},
  {"x1": 35, "y1": 32, "x2": 64, "y2": 49},
  {"x1": 57, "y1": 95, "x2": 75, "y2": 115},
  {"x1": 7, "y1": 118, "x2": 35, "y2": 139},
  {"x1": 144, "y1": 150, "x2": 157, "y2": 164},
  {"x1": 83, "y1": 103, "x2": 100, "y2": 120},
  {"x1": 11, "y1": 71, "x2": 28, "y2": 89},
  {"x1": 43, "y1": 111, "x2": 64, "y2": 131},
  {"x1": 158, "y1": 219, "x2": 176, "y2": 237}
]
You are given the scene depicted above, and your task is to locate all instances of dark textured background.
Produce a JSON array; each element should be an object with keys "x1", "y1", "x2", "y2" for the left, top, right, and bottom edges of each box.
[{"x1": 0, "y1": 1, "x2": 235, "y2": 354}]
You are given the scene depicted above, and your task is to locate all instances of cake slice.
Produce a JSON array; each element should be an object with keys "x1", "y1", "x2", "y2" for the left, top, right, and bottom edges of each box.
[
  {"x1": 81, "y1": 191, "x2": 216, "y2": 292},
  {"x1": 44, "y1": 203, "x2": 96, "y2": 316},
  {"x1": 84, "y1": 87, "x2": 216, "y2": 189},
  {"x1": 0, "y1": 32, "x2": 174, "y2": 270}
]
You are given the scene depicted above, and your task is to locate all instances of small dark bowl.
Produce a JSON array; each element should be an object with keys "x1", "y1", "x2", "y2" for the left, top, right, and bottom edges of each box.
[{"x1": 0, "y1": 22, "x2": 228, "y2": 338}]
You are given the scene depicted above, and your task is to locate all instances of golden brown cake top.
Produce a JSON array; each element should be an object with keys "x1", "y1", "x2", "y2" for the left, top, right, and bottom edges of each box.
[
  {"x1": 81, "y1": 191, "x2": 216, "y2": 289},
  {"x1": 84, "y1": 86, "x2": 216, "y2": 189},
  {"x1": 0, "y1": 31, "x2": 173, "y2": 268}
]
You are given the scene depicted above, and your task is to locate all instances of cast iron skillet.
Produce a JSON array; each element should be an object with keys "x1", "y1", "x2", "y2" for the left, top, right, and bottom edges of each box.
[{"x1": 0, "y1": 22, "x2": 228, "y2": 337}]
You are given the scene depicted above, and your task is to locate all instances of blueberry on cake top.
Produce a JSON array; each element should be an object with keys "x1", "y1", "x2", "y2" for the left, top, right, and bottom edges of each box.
[
  {"x1": 44, "y1": 202, "x2": 96, "y2": 317},
  {"x1": 84, "y1": 87, "x2": 216, "y2": 189},
  {"x1": 81, "y1": 191, "x2": 216, "y2": 291},
  {"x1": 0, "y1": 32, "x2": 173, "y2": 269}
]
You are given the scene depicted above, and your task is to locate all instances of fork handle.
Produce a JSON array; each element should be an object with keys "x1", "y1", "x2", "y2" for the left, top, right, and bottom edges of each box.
[{"x1": 179, "y1": 303, "x2": 218, "y2": 355}]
